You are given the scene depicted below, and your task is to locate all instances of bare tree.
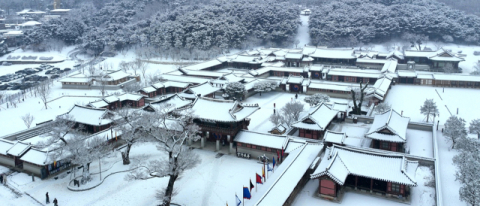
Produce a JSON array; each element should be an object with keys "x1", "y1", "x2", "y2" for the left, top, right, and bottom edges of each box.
[
  {"x1": 351, "y1": 82, "x2": 369, "y2": 115},
  {"x1": 130, "y1": 108, "x2": 201, "y2": 206},
  {"x1": 21, "y1": 113, "x2": 35, "y2": 129},
  {"x1": 444, "y1": 115, "x2": 467, "y2": 149},
  {"x1": 304, "y1": 93, "x2": 330, "y2": 106},
  {"x1": 269, "y1": 112, "x2": 283, "y2": 126},
  {"x1": 119, "y1": 61, "x2": 129, "y2": 72},
  {"x1": 294, "y1": 39, "x2": 300, "y2": 48},
  {"x1": 122, "y1": 82, "x2": 143, "y2": 93},
  {"x1": 470, "y1": 61, "x2": 480, "y2": 76},
  {"x1": 133, "y1": 58, "x2": 146, "y2": 77},
  {"x1": 420, "y1": 99, "x2": 439, "y2": 122},
  {"x1": 443, "y1": 63, "x2": 456, "y2": 73},
  {"x1": 36, "y1": 81, "x2": 51, "y2": 109},
  {"x1": 401, "y1": 33, "x2": 429, "y2": 51},
  {"x1": 374, "y1": 103, "x2": 391, "y2": 114},
  {"x1": 88, "y1": 64, "x2": 96, "y2": 77}
]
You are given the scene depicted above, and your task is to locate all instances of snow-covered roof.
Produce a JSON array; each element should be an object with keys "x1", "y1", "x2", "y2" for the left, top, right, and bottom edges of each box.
[
  {"x1": 368, "y1": 76, "x2": 392, "y2": 100},
  {"x1": 3, "y1": 30, "x2": 23, "y2": 36},
  {"x1": 252, "y1": 67, "x2": 304, "y2": 76},
  {"x1": 234, "y1": 130, "x2": 287, "y2": 149},
  {"x1": 387, "y1": 50, "x2": 405, "y2": 60},
  {"x1": 286, "y1": 75, "x2": 304, "y2": 84},
  {"x1": 50, "y1": 9, "x2": 71, "y2": 12},
  {"x1": 103, "y1": 70, "x2": 130, "y2": 81},
  {"x1": 428, "y1": 49, "x2": 464, "y2": 62},
  {"x1": 255, "y1": 143, "x2": 323, "y2": 206},
  {"x1": 20, "y1": 148, "x2": 49, "y2": 165},
  {"x1": 310, "y1": 48, "x2": 356, "y2": 59},
  {"x1": 397, "y1": 70, "x2": 417, "y2": 78},
  {"x1": 292, "y1": 103, "x2": 338, "y2": 131},
  {"x1": 365, "y1": 110, "x2": 410, "y2": 143},
  {"x1": 323, "y1": 131, "x2": 347, "y2": 145},
  {"x1": 327, "y1": 102, "x2": 349, "y2": 113},
  {"x1": 404, "y1": 50, "x2": 438, "y2": 58},
  {"x1": 261, "y1": 61, "x2": 285, "y2": 67},
  {"x1": 6, "y1": 141, "x2": 31, "y2": 157},
  {"x1": 163, "y1": 81, "x2": 191, "y2": 88},
  {"x1": 308, "y1": 82, "x2": 354, "y2": 92},
  {"x1": 184, "y1": 82, "x2": 220, "y2": 97},
  {"x1": 140, "y1": 86, "x2": 156, "y2": 93},
  {"x1": 302, "y1": 46, "x2": 317, "y2": 55},
  {"x1": 311, "y1": 145, "x2": 418, "y2": 186},
  {"x1": 285, "y1": 52, "x2": 303, "y2": 59},
  {"x1": 117, "y1": 93, "x2": 144, "y2": 101},
  {"x1": 60, "y1": 77, "x2": 91, "y2": 83},
  {"x1": 88, "y1": 100, "x2": 108, "y2": 108},
  {"x1": 180, "y1": 69, "x2": 226, "y2": 78},
  {"x1": 62, "y1": 105, "x2": 113, "y2": 126},
  {"x1": 103, "y1": 96, "x2": 119, "y2": 103},
  {"x1": 0, "y1": 165, "x2": 9, "y2": 174},
  {"x1": 189, "y1": 97, "x2": 260, "y2": 122},
  {"x1": 21, "y1": 21, "x2": 42, "y2": 26},
  {"x1": 231, "y1": 55, "x2": 265, "y2": 64},
  {"x1": 309, "y1": 65, "x2": 323, "y2": 72},
  {"x1": 327, "y1": 69, "x2": 383, "y2": 79},
  {"x1": 147, "y1": 94, "x2": 192, "y2": 112},
  {"x1": 381, "y1": 60, "x2": 398, "y2": 73},
  {"x1": 160, "y1": 74, "x2": 209, "y2": 84},
  {"x1": 433, "y1": 74, "x2": 480, "y2": 82},
  {"x1": 356, "y1": 58, "x2": 390, "y2": 64},
  {"x1": 0, "y1": 139, "x2": 14, "y2": 155}
]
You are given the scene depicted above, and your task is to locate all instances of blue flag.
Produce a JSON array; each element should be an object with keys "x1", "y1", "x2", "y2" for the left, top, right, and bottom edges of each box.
[
  {"x1": 236, "y1": 194, "x2": 242, "y2": 206},
  {"x1": 273, "y1": 157, "x2": 276, "y2": 168},
  {"x1": 267, "y1": 163, "x2": 273, "y2": 172},
  {"x1": 243, "y1": 187, "x2": 251, "y2": 199}
]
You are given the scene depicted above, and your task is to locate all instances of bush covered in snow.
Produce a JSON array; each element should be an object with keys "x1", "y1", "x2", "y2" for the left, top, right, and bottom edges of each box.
[{"x1": 309, "y1": 0, "x2": 480, "y2": 47}]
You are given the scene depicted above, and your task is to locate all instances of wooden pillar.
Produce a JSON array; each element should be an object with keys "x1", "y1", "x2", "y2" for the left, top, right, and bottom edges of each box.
[
  {"x1": 355, "y1": 176, "x2": 358, "y2": 190},
  {"x1": 370, "y1": 178, "x2": 373, "y2": 193}
]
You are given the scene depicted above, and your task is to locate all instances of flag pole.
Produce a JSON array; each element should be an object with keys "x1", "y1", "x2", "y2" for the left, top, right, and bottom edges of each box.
[{"x1": 243, "y1": 186, "x2": 245, "y2": 206}]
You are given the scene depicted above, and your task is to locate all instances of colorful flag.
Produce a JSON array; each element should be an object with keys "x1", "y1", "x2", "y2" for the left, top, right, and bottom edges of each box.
[
  {"x1": 256, "y1": 173, "x2": 263, "y2": 184},
  {"x1": 273, "y1": 157, "x2": 276, "y2": 168},
  {"x1": 281, "y1": 146, "x2": 284, "y2": 161},
  {"x1": 262, "y1": 165, "x2": 265, "y2": 179},
  {"x1": 276, "y1": 150, "x2": 280, "y2": 162},
  {"x1": 250, "y1": 179, "x2": 254, "y2": 191},
  {"x1": 243, "y1": 187, "x2": 251, "y2": 199},
  {"x1": 236, "y1": 194, "x2": 241, "y2": 206},
  {"x1": 267, "y1": 163, "x2": 273, "y2": 172}
]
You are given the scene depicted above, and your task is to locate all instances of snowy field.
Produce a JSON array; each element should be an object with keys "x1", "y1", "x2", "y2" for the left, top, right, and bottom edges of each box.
[
  {"x1": 4, "y1": 144, "x2": 266, "y2": 206},
  {"x1": 292, "y1": 166, "x2": 435, "y2": 206},
  {"x1": 385, "y1": 85, "x2": 480, "y2": 127}
]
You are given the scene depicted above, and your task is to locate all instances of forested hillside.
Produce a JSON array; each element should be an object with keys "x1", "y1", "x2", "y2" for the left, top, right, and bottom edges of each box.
[
  {"x1": 23, "y1": 0, "x2": 299, "y2": 57},
  {"x1": 309, "y1": 0, "x2": 480, "y2": 47}
]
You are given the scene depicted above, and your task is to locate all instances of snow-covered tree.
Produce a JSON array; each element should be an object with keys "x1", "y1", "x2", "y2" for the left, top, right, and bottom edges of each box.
[
  {"x1": 122, "y1": 82, "x2": 143, "y2": 93},
  {"x1": 469, "y1": 119, "x2": 480, "y2": 138},
  {"x1": 36, "y1": 81, "x2": 51, "y2": 110},
  {"x1": 21, "y1": 113, "x2": 35, "y2": 129},
  {"x1": 225, "y1": 82, "x2": 246, "y2": 100},
  {"x1": 112, "y1": 106, "x2": 149, "y2": 165},
  {"x1": 280, "y1": 101, "x2": 305, "y2": 126},
  {"x1": 443, "y1": 63, "x2": 456, "y2": 73},
  {"x1": 374, "y1": 103, "x2": 391, "y2": 114},
  {"x1": 269, "y1": 112, "x2": 284, "y2": 126},
  {"x1": 444, "y1": 116, "x2": 468, "y2": 149},
  {"x1": 454, "y1": 137, "x2": 480, "y2": 206},
  {"x1": 471, "y1": 62, "x2": 480, "y2": 76},
  {"x1": 253, "y1": 81, "x2": 277, "y2": 96},
  {"x1": 420, "y1": 99, "x2": 439, "y2": 122},
  {"x1": 130, "y1": 108, "x2": 201, "y2": 206},
  {"x1": 304, "y1": 93, "x2": 330, "y2": 106},
  {"x1": 351, "y1": 82, "x2": 369, "y2": 115}
]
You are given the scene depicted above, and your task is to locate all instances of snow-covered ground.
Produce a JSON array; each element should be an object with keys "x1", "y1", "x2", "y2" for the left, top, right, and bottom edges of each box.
[
  {"x1": 4, "y1": 144, "x2": 265, "y2": 206},
  {"x1": 294, "y1": 15, "x2": 310, "y2": 48},
  {"x1": 385, "y1": 85, "x2": 480, "y2": 128}
]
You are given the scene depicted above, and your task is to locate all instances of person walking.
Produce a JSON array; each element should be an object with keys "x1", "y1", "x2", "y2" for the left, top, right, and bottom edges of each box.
[
  {"x1": 295, "y1": 93, "x2": 298, "y2": 99},
  {"x1": 53, "y1": 198, "x2": 58, "y2": 206},
  {"x1": 46, "y1": 192, "x2": 50, "y2": 204}
]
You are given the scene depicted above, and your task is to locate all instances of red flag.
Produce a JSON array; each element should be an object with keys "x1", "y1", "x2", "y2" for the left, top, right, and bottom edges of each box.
[
  {"x1": 276, "y1": 150, "x2": 280, "y2": 162},
  {"x1": 281, "y1": 146, "x2": 285, "y2": 161},
  {"x1": 256, "y1": 173, "x2": 263, "y2": 184},
  {"x1": 250, "y1": 179, "x2": 254, "y2": 191}
]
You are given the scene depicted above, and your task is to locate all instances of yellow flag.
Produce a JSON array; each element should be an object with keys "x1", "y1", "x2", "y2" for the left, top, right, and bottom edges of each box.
[{"x1": 262, "y1": 165, "x2": 265, "y2": 178}]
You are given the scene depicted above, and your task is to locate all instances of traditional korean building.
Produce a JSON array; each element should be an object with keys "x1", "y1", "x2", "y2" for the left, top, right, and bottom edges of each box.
[
  {"x1": 310, "y1": 48, "x2": 356, "y2": 65},
  {"x1": 187, "y1": 97, "x2": 260, "y2": 143},
  {"x1": 102, "y1": 93, "x2": 146, "y2": 109},
  {"x1": 284, "y1": 51, "x2": 304, "y2": 67},
  {"x1": 87, "y1": 100, "x2": 109, "y2": 109},
  {"x1": 142, "y1": 94, "x2": 192, "y2": 113},
  {"x1": 291, "y1": 103, "x2": 339, "y2": 139},
  {"x1": 311, "y1": 145, "x2": 418, "y2": 202},
  {"x1": 280, "y1": 75, "x2": 309, "y2": 93},
  {"x1": 366, "y1": 76, "x2": 393, "y2": 105},
  {"x1": 365, "y1": 110, "x2": 410, "y2": 152},
  {"x1": 403, "y1": 49, "x2": 464, "y2": 70},
  {"x1": 96, "y1": 70, "x2": 132, "y2": 85},
  {"x1": 0, "y1": 139, "x2": 15, "y2": 168},
  {"x1": 179, "y1": 82, "x2": 220, "y2": 100},
  {"x1": 139, "y1": 86, "x2": 157, "y2": 98},
  {"x1": 5, "y1": 141, "x2": 31, "y2": 169},
  {"x1": 60, "y1": 105, "x2": 114, "y2": 133},
  {"x1": 20, "y1": 148, "x2": 70, "y2": 179},
  {"x1": 269, "y1": 123, "x2": 288, "y2": 135},
  {"x1": 326, "y1": 68, "x2": 383, "y2": 84}
]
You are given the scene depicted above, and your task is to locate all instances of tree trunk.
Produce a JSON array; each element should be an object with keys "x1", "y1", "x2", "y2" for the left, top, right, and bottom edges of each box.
[
  {"x1": 163, "y1": 153, "x2": 178, "y2": 206},
  {"x1": 426, "y1": 113, "x2": 429, "y2": 122},
  {"x1": 122, "y1": 144, "x2": 132, "y2": 165},
  {"x1": 44, "y1": 102, "x2": 47, "y2": 110}
]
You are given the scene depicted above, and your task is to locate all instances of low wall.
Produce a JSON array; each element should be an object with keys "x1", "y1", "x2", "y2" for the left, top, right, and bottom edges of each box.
[{"x1": 61, "y1": 78, "x2": 137, "y2": 90}]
